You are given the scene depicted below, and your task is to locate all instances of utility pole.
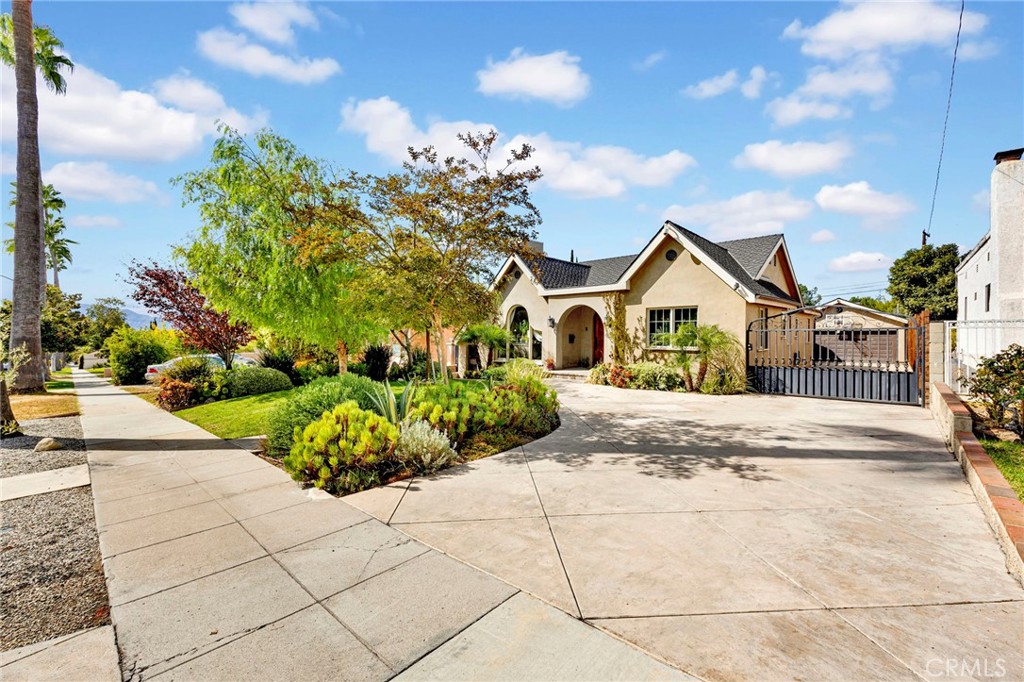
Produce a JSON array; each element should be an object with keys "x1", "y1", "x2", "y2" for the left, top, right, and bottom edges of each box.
[{"x1": 921, "y1": 229, "x2": 930, "y2": 247}]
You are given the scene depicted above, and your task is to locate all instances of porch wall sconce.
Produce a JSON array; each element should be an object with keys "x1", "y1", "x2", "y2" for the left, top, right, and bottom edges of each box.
[{"x1": 547, "y1": 317, "x2": 556, "y2": 328}]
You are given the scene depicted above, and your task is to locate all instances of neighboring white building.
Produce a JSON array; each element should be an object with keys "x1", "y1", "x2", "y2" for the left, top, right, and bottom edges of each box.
[
  {"x1": 949, "y1": 147, "x2": 1024, "y2": 389},
  {"x1": 958, "y1": 147, "x2": 1024, "y2": 321}
]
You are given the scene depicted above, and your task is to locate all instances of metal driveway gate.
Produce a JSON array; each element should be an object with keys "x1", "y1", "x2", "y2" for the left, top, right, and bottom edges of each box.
[{"x1": 747, "y1": 310, "x2": 925, "y2": 406}]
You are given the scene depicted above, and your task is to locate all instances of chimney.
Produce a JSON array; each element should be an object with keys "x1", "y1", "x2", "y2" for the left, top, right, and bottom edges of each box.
[
  {"x1": 570, "y1": 249, "x2": 575, "y2": 262},
  {"x1": 527, "y1": 240, "x2": 545, "y2": 256},
  {"x1": 994, "y1": 147, "x2": 1024, "y2": 165}
]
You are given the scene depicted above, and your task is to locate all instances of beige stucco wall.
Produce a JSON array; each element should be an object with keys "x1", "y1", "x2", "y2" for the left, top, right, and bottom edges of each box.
[
  {"x1": 497, "y1": 265, "x2": 554, "y2": 361},
  {"x1": 817, "y1": 306, "x2": 905, "y2": 330},
  {"x1": 623, "y1": 238, "x2": 747, "y2": 347},
  {"x1": 758, "y1": 249, "x2": 794, "y2": 296}
]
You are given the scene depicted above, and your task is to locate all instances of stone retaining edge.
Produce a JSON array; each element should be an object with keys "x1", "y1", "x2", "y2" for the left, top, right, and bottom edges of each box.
[{"x1": 930, "y1": 382, "x2": 1024, "y2": 585}]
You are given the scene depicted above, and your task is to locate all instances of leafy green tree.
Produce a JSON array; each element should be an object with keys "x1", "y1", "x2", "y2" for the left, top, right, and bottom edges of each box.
[
  {"x1": 289, "y1": 131, "x2": 542, "y2": 381},
  {"x1": 86, "y1": 297, "x2": 127, "y2": 350},
  {"x1": 798, "y1": 283, "x2": 822, "y2": 306},
  {"x1": 887, "y1": 244, "x2": 958, "y2": 320},
  {"x1": 847, "y1": 295, "x2": 898, "y2": 314},
  {"x1": 175, "y1": 126, "x2": 381, "y2": 374}
]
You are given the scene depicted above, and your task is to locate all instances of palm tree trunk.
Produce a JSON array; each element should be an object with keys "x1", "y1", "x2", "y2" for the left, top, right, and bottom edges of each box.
[
  {"x1": 51, "y1": 248, "x2": 59, "y2": 289},
  {"x1": 476, "y1": 342, "x2": 489, "y2": 372},
  {"x1": 9, "y1": 0, "x2": 45, "y2": 393},
  {"x1": 38, "y1": 173, "x2": 46, "y2": 308}
]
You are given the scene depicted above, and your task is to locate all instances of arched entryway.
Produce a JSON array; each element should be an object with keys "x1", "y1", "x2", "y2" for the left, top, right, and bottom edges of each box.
[
  {"x1": 507, "y1": 306, "x2": 542, "y2": 360},
  {"x1": 557, "y1": 305, "x2": 605, "y2": 369}
]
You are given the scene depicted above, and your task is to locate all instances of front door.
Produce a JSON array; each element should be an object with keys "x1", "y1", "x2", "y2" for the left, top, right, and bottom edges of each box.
[{"x1": 593, "y1": 312, "x2": 605, "y2": 364}]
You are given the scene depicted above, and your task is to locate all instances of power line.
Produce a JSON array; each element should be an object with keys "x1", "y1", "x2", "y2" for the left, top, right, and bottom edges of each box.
[{"x1": 925, "y1": 0, "x2": 965, "y2": 241}]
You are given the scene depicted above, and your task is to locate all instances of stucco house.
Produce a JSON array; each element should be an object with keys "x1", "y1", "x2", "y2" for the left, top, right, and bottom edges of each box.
[
  {"x1": 957, "y1": 148, "x2": 1024, "y2": 322},
  {"x1": 488, "y1": 221, "x2": 805, "y2": 370},
  {"x1": 814, "y1": 298, "x2": 908, "y2": 331}
]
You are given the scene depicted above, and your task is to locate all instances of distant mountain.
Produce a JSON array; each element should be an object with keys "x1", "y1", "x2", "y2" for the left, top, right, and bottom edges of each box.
[{"x1": 122, "y1": 308, "x2": 164, "y2": 329}]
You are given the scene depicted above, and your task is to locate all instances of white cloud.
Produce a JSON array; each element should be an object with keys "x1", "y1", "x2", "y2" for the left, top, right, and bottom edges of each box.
[
  {"x1": 972, "y1": 188, "x2": 990, "y2": 212},
  {"x1": 0, "y1": 63, "x2": 265, "y2": 162},
  {"x1": 734, "y1": 139, "x2": 852, "y2": 178},
  {"x1": 815, "y1": 181, "x2": 914, "y2": 228},
  {"x1": 765, "y1": 94, "x2": 851, "y2": 127},
  {"x1": 228, "y1": 1, "x2": 318, "y2": 45},
  {"x1": 476, "y1": 49, "x2": 590, "y2": 106},
  {"x1": 783, "y1": 1, "x2": 988, "y2": 61},
  {"x1": 153, "y1": 73, "x2": 226, "y2": 113},
  {"x1": 508, "y1": 133, "x2": 696, "y2": 199},
  {"x1": 959, "y1": 40, "x2": 999, "y2": 61},
  {"x1": 810, "y1": 229, "x2": 836, "y2": 244},
  {"x1": 662, "y1": 190, "x2": 813, "y2": 240},
  {"x1": 340, "y1": 96, "x2": 695, "y2": 199},
  {"x1": 634, "y1": 50, "x2": 667, "y2": 72},
  {"x1": 797, "y1": 56, "x2": 894, "y2": 105},
  {"x1": 683, "y1": 69, "x2": 738, "y2": 99},
  {"x1": 67, "y1": 214, "x2": 122, "y2": 229},
  {"x1": 197, "y1": 28, "x2": 340, "y2": 84},
  {"x1": 740, "y1": 66, "x2": 771, "y2": 99},
  {"x1": 828, "y1": 251, "x2": 892, "y2": 273},
  {"x1": 44, "y1": 162, "x2": 162, "y2": 204},
  {"x1": 0, "y1": 149, "x2": 13, "y2": 175}
]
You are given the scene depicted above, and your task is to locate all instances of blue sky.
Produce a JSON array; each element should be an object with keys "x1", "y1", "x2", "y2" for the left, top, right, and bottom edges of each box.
[{"x1": 1, "y1": 0, "x2": 1021, "y2": 309}]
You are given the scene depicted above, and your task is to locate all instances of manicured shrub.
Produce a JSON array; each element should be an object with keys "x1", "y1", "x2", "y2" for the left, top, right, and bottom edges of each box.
[
  {"x1": 283, "y1": 401, "x2": 400, "y2": 494},
  {"x1": 481, "y1": 363, "x2": 509, "y2": 383},
  {"x1": 266, "y1": 374, "x2": 380, "y2": 457},
  {"x1": 587, "y1": 363, "x2": 611, "y2": 386},
  {"x1": 105, "y1": 328, "x2": 171, "y2": 385},
  {"x1": 257, "y1": 347, "x2": 301, "y2": 385},
  {"x1": 225, "y1": 366, "x2": 293, "y2": 397},
  {"x1": 626, "y1": 362, "x2": 680, "y2": 391},
  {"x1": 968, "y1": 344, "x2": 1024, "y2": 427},
  {"x1": 608, "y1": 365, "x2": 633, "y2": 389},
  {"x1": 347, "y1": 361, "x2": 369, "y2": 377},
  {"x1": 363, "y1": 343, "x2": 392, "y2": 382},
  {"x1": 390, "y1": 349, "x2": 430, "y2": 380},
  {"x1": 164, "y1": 355, "x2": 214, "y2": 384},
  {"x1": 295, "y1": 359, "x2": 335, "y2": 384},
  {"x1": 158, "y1": 379, "x2": 198, "y2": 411},
  {"x1": 396, "y1": 420, "x2": 457, "y2": 474}
]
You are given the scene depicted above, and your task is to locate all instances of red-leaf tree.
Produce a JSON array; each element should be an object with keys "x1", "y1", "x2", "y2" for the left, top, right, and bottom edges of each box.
[{"x1": 125, "y1": 260, "x2": 251, "y2": 369}]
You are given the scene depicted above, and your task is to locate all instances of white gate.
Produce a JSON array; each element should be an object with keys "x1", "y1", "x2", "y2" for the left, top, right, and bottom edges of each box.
[{"x1": 944, "y1": 319, "x2": 1024, "y2": 393}]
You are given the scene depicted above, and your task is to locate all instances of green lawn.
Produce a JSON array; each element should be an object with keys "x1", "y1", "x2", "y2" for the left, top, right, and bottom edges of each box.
[
  {"x1": 44, "y1": 379, "x2": 74, "y2": 390},
  {"x1": 982, "y1": 439, "x2": 1024, "y2": 500},
  {"x1": 174, "y1": 390, "x2": 293, "y2": 439}
]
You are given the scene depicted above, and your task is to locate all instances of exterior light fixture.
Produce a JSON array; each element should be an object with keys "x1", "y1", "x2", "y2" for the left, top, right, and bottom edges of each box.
[{"x1": 547, "y1": 317, "x2": 556, "y2": 328}]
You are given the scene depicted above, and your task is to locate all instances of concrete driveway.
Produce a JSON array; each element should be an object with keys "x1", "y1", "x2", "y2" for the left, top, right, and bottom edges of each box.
[{"x1": 346, "y1": 380, "x2": 1024, "y2": 681}]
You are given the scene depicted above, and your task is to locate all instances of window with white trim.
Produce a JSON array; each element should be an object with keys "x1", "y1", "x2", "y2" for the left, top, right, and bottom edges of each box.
[{"x1": 647, "y1": 307, "x2": 697, "y2": 346}]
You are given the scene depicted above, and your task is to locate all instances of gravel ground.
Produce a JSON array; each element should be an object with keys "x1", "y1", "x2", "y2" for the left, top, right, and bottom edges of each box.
[
  {"x1": 0, "y1": 416, "x2": 88, "y2": 478},
  {"x1": 0, "y1": 486, "x2": 110, "y2": 651}
]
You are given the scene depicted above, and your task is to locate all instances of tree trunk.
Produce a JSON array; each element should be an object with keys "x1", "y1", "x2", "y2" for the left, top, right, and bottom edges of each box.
[
  {"x1": 695, "y1": 360, "x2": 708, "y2": 391},
  {"x1": 10, "y1": 0, "x2": 45, "y2": 393},
  {"x1": 476, "y1": 342, "x2": 490, "y2": 372},
  {"x1": 0, "y1": 379, "x2": 20, "y2": 436},
  {"x1": 431, "y1": 313, "x2": 448, "y2": 383},
  {"x1": 335, "y1": 339, "x2": 348, "y2": 375},
  {"x1": 38, "y1": 170, "x2": 46, "y2": 309},
  {"x1": 424, "y1": 328, "x2": 432, "y2": 381},
  {"x1": 51, "y1": 246, "x2": 59, "y2": 289}
]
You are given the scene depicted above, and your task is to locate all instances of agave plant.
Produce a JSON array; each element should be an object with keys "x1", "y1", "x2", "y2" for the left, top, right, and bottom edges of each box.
[{"x1": 367, "y1": 378, "x2": 419, "y2": 424}]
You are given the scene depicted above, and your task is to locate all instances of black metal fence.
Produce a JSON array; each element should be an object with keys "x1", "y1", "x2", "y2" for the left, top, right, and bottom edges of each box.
[{"x1": 747, "y1": 312, "x2": 925, "y2": 405}]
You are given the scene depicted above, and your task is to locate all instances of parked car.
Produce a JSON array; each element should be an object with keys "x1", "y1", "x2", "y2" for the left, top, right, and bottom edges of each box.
[{"x1": 146, "y1": 354, "x2": 256, "y2": 382}]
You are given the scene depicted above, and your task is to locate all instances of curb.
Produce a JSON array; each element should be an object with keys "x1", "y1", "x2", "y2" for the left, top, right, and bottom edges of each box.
[{"x1": 930, "y1": 382, "x2": 1024, "y2": 585}]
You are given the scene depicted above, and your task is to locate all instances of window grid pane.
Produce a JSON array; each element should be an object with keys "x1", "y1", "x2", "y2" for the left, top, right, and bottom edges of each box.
[{"x1": 648, "y1": 307, "x2": 698, "y2": 345}]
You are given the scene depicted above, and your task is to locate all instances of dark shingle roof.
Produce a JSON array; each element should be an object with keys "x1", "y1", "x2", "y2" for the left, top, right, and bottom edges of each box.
[
  {"x1": 520, "y1": 223, "x2": 798, "y2": 303},
  {"x1": 718, "y1": 235, "x2": 782, "y2": 278}
]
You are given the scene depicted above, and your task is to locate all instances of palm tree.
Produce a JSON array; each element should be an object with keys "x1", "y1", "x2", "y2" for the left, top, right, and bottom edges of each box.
[
  {"x1": 5, "y1": 183, "x2": 77, "y2": 288},
  {"x1": 1, "y1": 13, "x2": 74, "y2": 308},
  {"x1": 7, "y1": 0, "x2": 44, "y2": 392},
  {"x1": 458, "y1": 323, "x2": 512, "y2": 372},
  {"x1": 667, "y1": 323, "x2": 743, "y2": 392}
]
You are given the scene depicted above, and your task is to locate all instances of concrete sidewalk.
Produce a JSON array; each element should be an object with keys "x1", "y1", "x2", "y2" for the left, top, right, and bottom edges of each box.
[
  {"x1": 71, "y1": 370, "x2": 687, "y2": 681},
  {"x1": 356, "y1": 379, "x2": 1024, "y2": 682}
]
